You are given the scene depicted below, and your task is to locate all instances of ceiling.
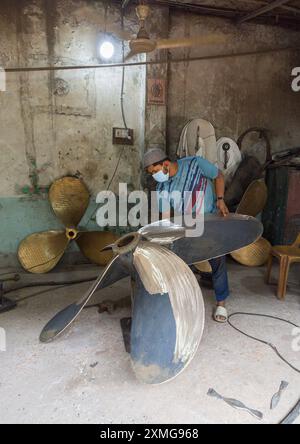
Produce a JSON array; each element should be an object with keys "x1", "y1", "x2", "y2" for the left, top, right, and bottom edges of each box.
[{"x1": 118, "y1": 0, "x2": 300, "y2": 29}]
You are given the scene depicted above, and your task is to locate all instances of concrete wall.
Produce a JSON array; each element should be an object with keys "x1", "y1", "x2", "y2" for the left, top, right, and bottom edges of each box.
[
  {"x1": 0, "y1": 0, "x2": 299, "y2": 266},
  {"x1": 167, "y1": 12, "x2": 300, "y2": 157},
  {"x1": 0, "y1": 0, "x2": 146, "y2": 264}
]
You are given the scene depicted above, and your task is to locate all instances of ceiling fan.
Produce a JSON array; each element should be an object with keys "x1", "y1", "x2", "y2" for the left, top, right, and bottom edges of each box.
[
  {"x1": 123, "y1": 3, "x2": 226, "y2": 60},
  {"x1": 74, "y1": 3, "x2": 226, "y2": 62}
]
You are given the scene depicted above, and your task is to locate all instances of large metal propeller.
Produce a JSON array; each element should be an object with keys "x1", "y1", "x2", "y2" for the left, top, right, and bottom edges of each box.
[{"x1": 18, "y1": 176, "x2": 118, "y2": 273}]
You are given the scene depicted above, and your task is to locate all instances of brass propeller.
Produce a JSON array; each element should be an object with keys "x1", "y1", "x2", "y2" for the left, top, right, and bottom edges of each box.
[
  {"x1": 231, "y1": 178, "x2": 270, "y2": 267},
  {"x1": 18, "y1": 176, "x2": 118, "y2": 273}
]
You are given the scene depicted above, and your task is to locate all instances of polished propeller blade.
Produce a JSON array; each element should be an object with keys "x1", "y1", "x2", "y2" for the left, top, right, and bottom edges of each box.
[
  {"x1": 131, "y1": 240, "x2": 205, "y2": 384},
  {"x1": 39, "y1": 254, "x2": 120, "y2": 343},
  {"x1": 138, "y1": 219, "x2": 186, "y2": 244},
  {"x1": 76, "y1": 231, "x2": 119, "y2": 266},
  {"x1": 18, "y1": 231, "x2": 70, "y2": 274},
  {"x1": 156, "y1": 34, "x2": 226, "y2": 49},
  {"x1": 236, "y1": 179, "x2": 268, "y2": 217},
  {"x1": 49, "y1": 176, "x2": 89, "y2": 227}
]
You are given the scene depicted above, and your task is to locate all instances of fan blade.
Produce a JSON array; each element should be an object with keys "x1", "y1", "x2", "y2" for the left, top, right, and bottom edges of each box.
[
  {"x1": 18, "y1": 231, "x2": 69, "y2": 274},
  {"x1": 49, "y1": 176, "x2": 89, "y2": 227},
  {"x1": 107, "y1": 27, "x2": 133, "y2": 41},
  {"x1": 156, "y1": 34, "x2": 226, "y2": 50},
  {"x1": 39, "y1": 254, "x2": 121, "y2": 343},
  {"x1": 76, "y1": 231, "x2": 119, "y2": 266},
  {"x1": 236, "y1": 179, "x2": 268, "y2": 217}
]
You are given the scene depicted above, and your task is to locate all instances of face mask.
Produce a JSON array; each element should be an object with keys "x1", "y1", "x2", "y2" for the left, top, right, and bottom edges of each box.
[{"x1": 152, "y1": 169, "x2": 169, "y2": 183}]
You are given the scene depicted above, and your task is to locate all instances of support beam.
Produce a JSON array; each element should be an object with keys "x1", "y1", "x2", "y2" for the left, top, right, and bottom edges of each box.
[
  {"x1": 237, "y1": 0, "x2": 292, "y2": 24},
  {"x1": 242, "y1": 0, "x2": 300, "y2": 14}
]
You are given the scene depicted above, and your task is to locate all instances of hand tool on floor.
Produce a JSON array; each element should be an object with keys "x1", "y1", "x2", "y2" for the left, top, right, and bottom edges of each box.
[{"x1": 270, "y1": 381, "x2": 289, "y2": 410}]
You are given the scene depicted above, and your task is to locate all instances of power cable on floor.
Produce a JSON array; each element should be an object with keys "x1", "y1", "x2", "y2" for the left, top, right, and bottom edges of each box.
[
  {"x1": 228, "y1": 312, "x2": 300, "y2": 374},
  {"x1": 3, "y1": 276, "x2": 98, "y2": 298}
]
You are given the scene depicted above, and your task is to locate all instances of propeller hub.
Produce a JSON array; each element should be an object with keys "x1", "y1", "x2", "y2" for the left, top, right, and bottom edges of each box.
[
  {"x1": 113, "y1": 232, "x2": 141, "y2": 255},
  {"x1": 66, "y1": 228, "x2": 78, "y2": 240}
]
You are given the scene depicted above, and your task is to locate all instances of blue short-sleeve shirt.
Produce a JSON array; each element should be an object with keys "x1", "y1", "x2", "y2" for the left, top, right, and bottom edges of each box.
[{"x1": 156, "y1": 156, "x2": 218, "y2": 215}]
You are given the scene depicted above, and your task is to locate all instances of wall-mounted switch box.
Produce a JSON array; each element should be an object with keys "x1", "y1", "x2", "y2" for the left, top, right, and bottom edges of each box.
[{"x1": 112, "y1": 127, "x2": 134, "y2": 145}]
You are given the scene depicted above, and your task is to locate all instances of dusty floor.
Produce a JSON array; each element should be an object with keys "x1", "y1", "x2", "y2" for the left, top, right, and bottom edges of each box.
[{"x1": 0, "y1": 259, "x2": 299, "y2": 424}]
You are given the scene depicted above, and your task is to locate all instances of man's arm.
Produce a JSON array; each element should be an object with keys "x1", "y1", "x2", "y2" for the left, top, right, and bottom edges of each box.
[{"x1": 215, "y1": 170, "x2": 229, "y2": 217}]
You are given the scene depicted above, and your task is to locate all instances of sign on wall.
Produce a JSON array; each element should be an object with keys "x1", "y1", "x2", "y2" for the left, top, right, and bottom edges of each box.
[{"x1": 147, "y1": 78, "x2": 166, "y2": 105}]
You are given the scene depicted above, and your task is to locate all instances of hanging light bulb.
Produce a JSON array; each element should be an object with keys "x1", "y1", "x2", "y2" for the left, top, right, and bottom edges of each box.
[{"x1": 99, "y1": 40, "x2": 115, "y2": 60}]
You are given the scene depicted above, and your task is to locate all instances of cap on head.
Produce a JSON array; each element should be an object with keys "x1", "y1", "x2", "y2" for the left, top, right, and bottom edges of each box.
[{"x1": 143, "y1": 148, "x2": 167, "y2": 169}]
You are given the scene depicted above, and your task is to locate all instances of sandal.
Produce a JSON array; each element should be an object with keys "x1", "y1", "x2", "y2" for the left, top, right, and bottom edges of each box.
[{"x1": 213, "y1": 305, "x2": 228, "y2": 323}]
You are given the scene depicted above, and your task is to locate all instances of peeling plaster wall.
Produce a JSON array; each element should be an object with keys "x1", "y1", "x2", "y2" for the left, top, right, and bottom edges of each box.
[
  {"x1": 0, "y1": 0, "x2": 146, "y2": 262},
  {"x1": 167, "y1": 12, "x2": 300, "y2": 157},
  {"x1": 0, "y1": 0, "x2": 299, "y2": 264}
]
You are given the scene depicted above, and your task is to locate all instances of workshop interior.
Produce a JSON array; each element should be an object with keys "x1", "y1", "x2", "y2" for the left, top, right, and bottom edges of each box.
[{"x1": 0, "y1": 0, "x2": 300, "y2": 426}]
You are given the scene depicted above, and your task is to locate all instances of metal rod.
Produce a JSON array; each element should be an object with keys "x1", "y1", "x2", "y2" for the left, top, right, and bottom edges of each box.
[
  {"x1": 237, "y1": 0, "x2": 292, "y2": 24},
  {"x1": 241, "y1": 0, "x2": 300, "y2": 14},
  {"x1": 4, "y1": 45, "x2": 299, "y2": 74}
]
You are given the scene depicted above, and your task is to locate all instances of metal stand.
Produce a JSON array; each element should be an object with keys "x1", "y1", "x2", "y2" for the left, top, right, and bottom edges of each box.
[
  {"x1": 0, "y1": 275, "x2": 19, "y2": 313},
  {"x1": 120, "y1": 317, "x2": 132, "y2": 353}
]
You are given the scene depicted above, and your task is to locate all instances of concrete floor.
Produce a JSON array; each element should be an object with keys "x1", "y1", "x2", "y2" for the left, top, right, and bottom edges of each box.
[{"x1": 0, "y1": 259, "x2": 299, "y2": 424}]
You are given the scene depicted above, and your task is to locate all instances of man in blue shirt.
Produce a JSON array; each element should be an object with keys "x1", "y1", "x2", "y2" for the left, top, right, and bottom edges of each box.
[{"x1": 144, "y1": 148, "x2": 230, "y2": 323}]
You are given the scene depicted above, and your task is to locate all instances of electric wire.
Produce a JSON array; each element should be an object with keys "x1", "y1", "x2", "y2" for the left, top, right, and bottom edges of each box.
[
  {"x1": 86, "y1": 8, "x2": 127, "y2": 228},
  {"x1": 4, "y1": 46, "x2": 299, "y2": 73},
  {"x1": 228, "y1": 312, "x2": 300, "y2": 374}
]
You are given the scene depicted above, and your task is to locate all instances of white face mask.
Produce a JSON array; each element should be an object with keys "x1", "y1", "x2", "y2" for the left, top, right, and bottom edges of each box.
[{"x1": 152, "y1": 169, "x2": 169, "y2": 183}]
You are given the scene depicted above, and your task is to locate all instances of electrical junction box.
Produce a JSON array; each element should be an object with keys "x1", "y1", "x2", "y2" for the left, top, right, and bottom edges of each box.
[{"x1": 112, "y1": 127, "x2": 134, "y2": 145}]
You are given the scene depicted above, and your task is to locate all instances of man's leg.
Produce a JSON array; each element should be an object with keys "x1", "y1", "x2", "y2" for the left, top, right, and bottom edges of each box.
[{"x1": 208, "y1": 256, "x2": 229, "y2": 321}]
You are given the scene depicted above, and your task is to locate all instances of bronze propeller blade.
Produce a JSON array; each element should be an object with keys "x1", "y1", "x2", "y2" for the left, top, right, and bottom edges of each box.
[
  {"x1": 49, "y1": 176, "x2": 89, "y2": 228},
  {"x1": 236, "y1": 178, "x2": 268, "y2": 217},
  {"x1": 76, "y1": 231, "x2": 119, "y2": 266},
  {"x1": 18, "y1": 231, "x2": 70, "y2": 274}
]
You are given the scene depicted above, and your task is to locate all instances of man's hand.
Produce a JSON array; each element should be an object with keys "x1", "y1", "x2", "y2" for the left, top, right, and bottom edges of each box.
[{"x1": 217, "y1": 199, "x2": 229, "y2": 217}]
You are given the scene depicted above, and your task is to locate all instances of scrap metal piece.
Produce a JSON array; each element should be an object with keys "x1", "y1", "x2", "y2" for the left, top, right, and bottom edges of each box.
[
  {"x1": 271, "y1": 381, "x2": 289, "y2": 410},
  {"x1": 207, "y1": 388, "x2": 263, "y2": 420},
  {"x1": 280, "y1": 398, "x2": 300, "y2": 424}
]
